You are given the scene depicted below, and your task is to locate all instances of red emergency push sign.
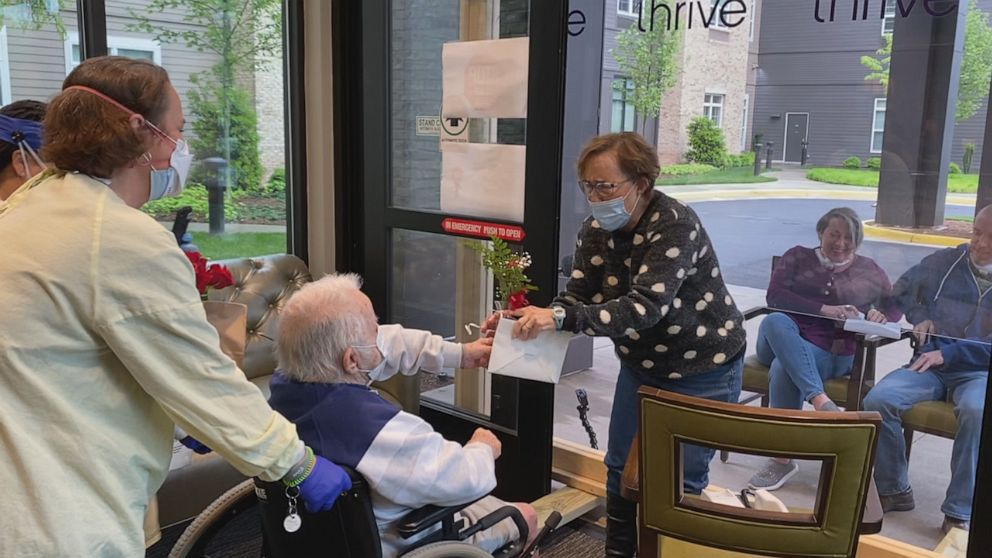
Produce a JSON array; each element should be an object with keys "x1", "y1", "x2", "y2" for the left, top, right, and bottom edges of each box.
[{"x1": 441, "y1": 218, "x2": 526, "y2": 242}]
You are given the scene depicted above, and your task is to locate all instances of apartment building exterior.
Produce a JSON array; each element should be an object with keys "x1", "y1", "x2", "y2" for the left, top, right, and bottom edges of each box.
[
  {"x1": 752, "y1": 0, "x2": 988, "y2": 168},
  {"x1": 0, "y1": 1, "x2": 285, "y2": 173},
  {"x1": 602, "y1": 0, "x2": 756, "y2": 164}
]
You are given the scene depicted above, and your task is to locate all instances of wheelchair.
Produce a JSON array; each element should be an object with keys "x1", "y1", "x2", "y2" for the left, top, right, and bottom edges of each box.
[{"x1": 168, "y1": 466, "x2": 556, "y2": 557}]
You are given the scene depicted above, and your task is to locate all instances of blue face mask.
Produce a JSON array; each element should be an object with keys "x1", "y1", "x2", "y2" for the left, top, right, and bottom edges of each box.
[{"x1": 589, "y1": 188, "x2": 640, "y2": 232}]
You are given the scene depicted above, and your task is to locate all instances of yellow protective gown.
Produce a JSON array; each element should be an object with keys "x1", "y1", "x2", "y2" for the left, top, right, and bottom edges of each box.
[{"x1": 0, "y1": 172, "x2": 301, "y2": 557}]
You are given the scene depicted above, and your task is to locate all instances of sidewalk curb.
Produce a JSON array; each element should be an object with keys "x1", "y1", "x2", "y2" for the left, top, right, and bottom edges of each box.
[
  {"x1": 862, "y1": 221, "x2": 963, "y2": 247},
  {"x1": 666, "y1": 188, "x2": 877, "y2": 202},
  {"x1": 664, "y1": 187, "x2": 975, "y2": 206}
]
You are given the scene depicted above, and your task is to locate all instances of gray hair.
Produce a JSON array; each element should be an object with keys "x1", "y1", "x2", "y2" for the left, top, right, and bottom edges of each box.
[
  {"x1": 276, "y1": 273, "x2": 377, "y2": 383},
  {"x1": 816, "y1": 207, "x2": 864, "y2": 248}
]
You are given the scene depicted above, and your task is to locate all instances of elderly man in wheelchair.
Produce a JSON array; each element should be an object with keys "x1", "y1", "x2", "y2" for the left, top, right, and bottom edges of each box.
[{"x1": 262, "y1": 273, "x2": 540, "y2": 557}]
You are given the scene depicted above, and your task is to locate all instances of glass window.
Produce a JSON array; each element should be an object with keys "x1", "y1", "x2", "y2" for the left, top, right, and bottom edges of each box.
[
  {"x1": 611, "y1": 77, "x2": 636, "y2": 133},
  {"x1": 740, "y1": 93, "x2": 749, "y2": 151},
  {"x1": 554, "y1": 1, "x2": 992, "y2": 552},
  {"x1": 121, "y1": 0, "x2": 289, "y2": 260},
  {"x1": 704, "y1": 93, "x2": 724, "y2": 127},
  {"x1": 749, "y1": 0, "x2": 755, "y2": 40},
  {"x1": 871, "y1": 97, "x2": 886, "y2": 153},
  {"x1": 711, "y1": 0, "x2": 729, "y2": 29},
  {"x1": 617, "y1": 0, "x2": 641, "y2": 18},
  {"x1": 64, "y1": 32, "x2": 161, "y2": 73},
  {"x1": 883, "y1": 2, "x2": 896, "y2": 34}
]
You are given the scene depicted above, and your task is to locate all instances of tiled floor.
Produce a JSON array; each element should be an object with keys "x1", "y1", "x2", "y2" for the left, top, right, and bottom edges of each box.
[{"x1": 554, "y1": 285, "x2": 959, "y2": 551}]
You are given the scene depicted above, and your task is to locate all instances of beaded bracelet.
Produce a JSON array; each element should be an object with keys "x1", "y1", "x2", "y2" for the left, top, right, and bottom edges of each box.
[{"x1": 283, "y1": 446, "x2": 316, "y2": 487}]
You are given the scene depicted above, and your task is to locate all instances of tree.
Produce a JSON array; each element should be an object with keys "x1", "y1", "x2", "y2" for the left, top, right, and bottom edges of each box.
[
  {"x1": 611, "y1": 10, "x2": 681, "y2": 136},
  {"x1": 0, "y1": 0, "x2": 65, "y2": 34},
  {"x1": 861, "y1": 4, "x2": 992, "y2": 123},
  {"x1": 131, "y1": 0, "x2": 282, "y2": 191}
]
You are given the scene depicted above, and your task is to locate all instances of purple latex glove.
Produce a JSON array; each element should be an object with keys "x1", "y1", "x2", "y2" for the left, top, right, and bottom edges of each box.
[
  {"x1": 297, "y1": 455, "x2": 352, "y2": 512},
  {"x1": 179, "y1": 435, "x2": 212, "y2": 455}
]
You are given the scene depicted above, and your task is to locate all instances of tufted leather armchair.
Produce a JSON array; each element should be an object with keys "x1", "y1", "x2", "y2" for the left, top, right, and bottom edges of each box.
[{"x1": 155, "y1": 254, "x2": 420, "y2": 529}]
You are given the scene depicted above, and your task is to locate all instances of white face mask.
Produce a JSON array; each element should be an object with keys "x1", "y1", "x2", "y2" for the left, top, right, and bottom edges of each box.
[
  {"x1": 145, "y1": 125, "x2": 192, "y2": 202},
  {"x1": 352, "y1": 328, "x2": 387, "y2": 385}
]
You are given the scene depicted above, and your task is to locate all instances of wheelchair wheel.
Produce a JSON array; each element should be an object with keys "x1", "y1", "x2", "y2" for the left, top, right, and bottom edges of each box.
[
  {"x1": 168, "y1": 479, "x2": 260, "y2": 558},
  {"x1": 402, "y1": 540, "x2": 494, "y2": 557}
]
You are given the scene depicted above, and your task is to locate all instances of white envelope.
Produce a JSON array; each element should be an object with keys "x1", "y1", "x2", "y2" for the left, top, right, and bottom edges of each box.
[{"x1": 487, "y1": 317, "x2": 574, "y2": 384}]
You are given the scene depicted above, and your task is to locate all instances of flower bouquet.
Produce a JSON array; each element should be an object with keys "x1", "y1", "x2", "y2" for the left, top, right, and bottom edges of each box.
[
  {"x1": 185, "y1": 251, "x2": 235, "y2": 299},
  {"x1": 466, "y1": 236, "x2": 537, "y2": 311},
  {"x1": 185, "y1": 251, "x2": 246, "y2": 369}
]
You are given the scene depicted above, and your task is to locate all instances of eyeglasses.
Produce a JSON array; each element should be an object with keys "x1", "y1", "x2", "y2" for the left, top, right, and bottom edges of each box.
[{"x1": 577, "y1": 179, "x2": 634, "y2": 198}]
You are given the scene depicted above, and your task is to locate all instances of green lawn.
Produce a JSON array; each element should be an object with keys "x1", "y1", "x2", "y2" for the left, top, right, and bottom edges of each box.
[
  {"x1": 190, "y1": 231, "x2": 288, "y2": 260},
  {"x1": 656, "y1": 166, "x2": 777, "y2": 186},
  {"x1": 806, "y1": 168, "x2": 979, "y2": 193}
]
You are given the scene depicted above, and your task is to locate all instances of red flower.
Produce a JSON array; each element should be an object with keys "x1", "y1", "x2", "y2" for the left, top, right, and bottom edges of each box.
[
  {"x1": 508, "y1": 290, "x2": 531, "y2": 311},
  {"x1": 206, "y1": 265, "x2": 234, "y2": 290},
  {"x1": 185, "y1": 251, "x2": 234, "y2": 296}
]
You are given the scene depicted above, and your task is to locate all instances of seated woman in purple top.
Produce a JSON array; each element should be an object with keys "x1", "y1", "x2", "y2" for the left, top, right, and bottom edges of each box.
[{"x1": 748, "y1": 207, "x2": 901, "y2": 491}]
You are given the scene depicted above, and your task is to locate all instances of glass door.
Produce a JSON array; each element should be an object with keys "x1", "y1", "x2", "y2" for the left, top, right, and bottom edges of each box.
[{"x1": 341, "y1": 0, "x2": 569, "y2": 503}]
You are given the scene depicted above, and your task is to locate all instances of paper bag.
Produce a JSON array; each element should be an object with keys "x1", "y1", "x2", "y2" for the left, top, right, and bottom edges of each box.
[
  {"x1": 487, "y1": 317, "x2": 573, "y2": 384},
  {"x1": 203, "y1": 300, "x2": 248, "y2": 369}
]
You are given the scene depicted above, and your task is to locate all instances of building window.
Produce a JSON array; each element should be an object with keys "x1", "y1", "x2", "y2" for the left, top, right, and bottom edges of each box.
[
  {"x1": 64, "y1": 33, "x2": 161, "y2": 74},
  {"x1": 740, "y1": 94, "x2": 749, "y2": 151},
  {"x1": 611, "y1": 78, "x2": 636, "y2": 132},
  {"x1": 711, "y1": 0, "x2": 729, "y2": 29},
  {"x1": 617, "y1": 0, "x2": 642, "y2": 18},
  {"x1": 0, "y1": 27, "x2": 10, "y2": 105},
  {"x1": 749, "y1": 0, "x2": 755, "y2": 40},
  {"x1": 882, "y1": 3, "x2": 895, "y2": 34},
  {"x1": 704, "y1": 93, "x2": 725, "y2": 127},
  {"x1": 871, "y1": 98, "x2": 886, "y2": 153}
]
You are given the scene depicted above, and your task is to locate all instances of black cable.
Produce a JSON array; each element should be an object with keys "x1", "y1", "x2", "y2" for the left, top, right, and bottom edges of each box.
[{"x1": 575, "y1": 388, "x2": 598, "y2": 450}]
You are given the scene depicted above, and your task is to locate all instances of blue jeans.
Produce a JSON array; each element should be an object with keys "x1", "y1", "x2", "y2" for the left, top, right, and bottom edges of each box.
[
  {"x1": 604, "y1": 357, "x2": 743, "y2": 497},
  {"x1": 863, "y1": 368, "x2": 987, "y2": 520},
  {"x1": 756, "y1": 313, "x2": 854, "y2": 409}
]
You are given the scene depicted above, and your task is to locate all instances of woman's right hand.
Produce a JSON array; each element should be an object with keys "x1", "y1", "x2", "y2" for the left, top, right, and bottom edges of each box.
[{"x1": 820, "y1": 304, "x2": 861, "y2": 320}]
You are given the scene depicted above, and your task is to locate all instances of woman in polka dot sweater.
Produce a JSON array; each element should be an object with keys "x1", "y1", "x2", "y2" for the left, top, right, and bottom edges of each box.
[{"x1": 507, "y1": 132, "x2": 745, "y2": 557}]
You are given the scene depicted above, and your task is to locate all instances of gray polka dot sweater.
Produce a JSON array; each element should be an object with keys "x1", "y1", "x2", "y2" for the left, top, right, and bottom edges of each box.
[{"x1": 554, "y1": 190, "x2": 746, "y2": 378}]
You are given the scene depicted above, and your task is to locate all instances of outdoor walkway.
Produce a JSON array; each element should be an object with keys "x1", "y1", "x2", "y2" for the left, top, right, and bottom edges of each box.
[{"x1": 660, "y1": 166, "x2": 977, "y2": 210}]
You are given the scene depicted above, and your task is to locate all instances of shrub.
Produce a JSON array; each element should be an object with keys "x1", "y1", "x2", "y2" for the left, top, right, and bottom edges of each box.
[
  {"x1": 723, "y1": 152, "x2": 756, "y2": 168},
  {"x1": 842, "y1": 157, "x2": 862, "y2": 169},
  {"x1": 685, "y1": 117, "x2": 727, "y2": 167},
  {"x1": 263, "y1": 167, "x2": 286, "y2": 198},
  {"x1": 188, "y1": 84, "x2": 264, "y2": 193},
  {"x1": 866, "y1": 157, "x2": 881, "y2": 170},
  {"x1": 141, "y1": 183, "x2": 241, "y2": 222},
  {"x1": 660, "y1": 163, "x2": 717, "y2": 176},
  {"x1": 949, "y1": 162, "x2": 962, "y2": 174},
  {"x1": 964, "y1": 142, "x2": 976, "y2": 174}
]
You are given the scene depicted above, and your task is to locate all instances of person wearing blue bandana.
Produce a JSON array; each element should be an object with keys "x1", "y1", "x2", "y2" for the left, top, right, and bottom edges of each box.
[
  {"x1": 495, "y1": 132, "x2": 745, "y2": 557},
  {"x1": 0, "y1": 99, "x2": 47, "y2": 201}
]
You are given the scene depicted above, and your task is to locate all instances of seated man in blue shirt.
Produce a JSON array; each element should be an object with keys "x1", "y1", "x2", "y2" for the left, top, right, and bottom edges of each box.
[
  {"x1": 864, "y1": 205, "x2": 992, "y2": 535},
  {"x1": 268, "y1": 273, "x2": 538, "y2": 557}
]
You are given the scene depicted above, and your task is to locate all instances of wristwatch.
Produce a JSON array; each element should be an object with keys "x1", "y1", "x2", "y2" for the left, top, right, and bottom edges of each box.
[{"x1": 552, "y1": 306, "x2": 567, "y2": 331}]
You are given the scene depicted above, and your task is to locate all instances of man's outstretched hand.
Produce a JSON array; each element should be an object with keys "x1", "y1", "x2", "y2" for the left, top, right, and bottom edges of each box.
[{"x1": 461, "y1": 337, "x2": 493, "y2": 368}]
